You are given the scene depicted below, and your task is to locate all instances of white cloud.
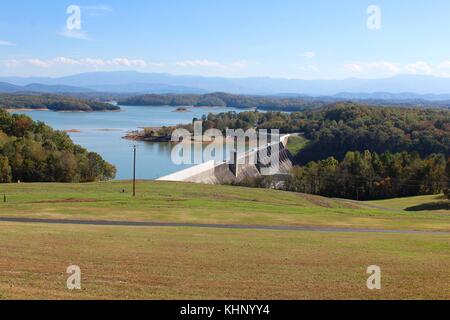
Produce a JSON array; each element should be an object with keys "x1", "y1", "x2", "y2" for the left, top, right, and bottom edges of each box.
[
  {"x1": 433, "y1": 61, "x2": 450, "y2": 77},
  {"x1": 405, "y1": 61, "x2": 433, "y2": 75},
  {"x1": 3, "y1": 59, "x2": 21, "y2": 68},
  {"x1": 438, "y1": 61, "x2": 450, "y2": 69},
  {"x1": 175, "y1": 59, "x2": 226, "y2": 68},
  {"x1": 296, "y1": 63, "x2": 320, "y2": 72},
  {"x1": 175, "y1": 59, "x2": 253, "y2": 71},
  {"x1": 27, "y1": 59, "x2": 52, "y2": 68},
  {"x1": 367, "y1": 61, "x2": 401, "y2": 74},
  {"x1": 302, "y1": 51, "x2": 317, "y2": 59},
  {"x1": 340, "y1": 61, "x2": 401, "y2": 75},
  {"x1": 2, "y1": 57, "x2": 162, "y2": 69},
  {"x1": 79, "y1": 58, "x2": 107, "y2": 67},
  {"x1": 0, "y1": 40, "x2": 15, "y2": 46},
  {"x1": 53, "y1": 57, "x2": 80, "y2": 65},
  {"x1": 111, "y1": 58, "x2": 148, "y2": 68},
  {"x1": 229, "y1": 60, "x2": 252, "y2": 68},
  {"x1": 340, "y1": 63, "x2": 364, "y2": 73}
]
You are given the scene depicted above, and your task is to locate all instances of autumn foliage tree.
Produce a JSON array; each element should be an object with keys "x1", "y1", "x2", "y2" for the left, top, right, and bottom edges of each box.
[
  {"x1": 445, "y1": 158, "x2": 450, "y2": 199},
  {"x1": 0, "y1": 110, "x2": 116, "y2": 182},
  {"x1": 284, "y1": 150, "x2": 447, "y2": 200}
]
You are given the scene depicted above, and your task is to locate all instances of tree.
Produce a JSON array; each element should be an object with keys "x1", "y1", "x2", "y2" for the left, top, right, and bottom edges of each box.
[
  {"x1": 0, "y1": 109, "x2": 116, "y2": 182},
  {"x1": 445, "y1": 158, "x2": 450, "y2": 199},
  {"x1": 282, "y1": 150, "x2": 448, "y2": 200},
  {"x1": 0, "y1": 156, "x2": 11, "y2": 183}
]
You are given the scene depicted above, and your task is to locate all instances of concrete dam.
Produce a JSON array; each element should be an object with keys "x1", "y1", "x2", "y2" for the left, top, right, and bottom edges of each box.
[{"x1": 157, "y1": 134, "x2": 294, "y2": 184}]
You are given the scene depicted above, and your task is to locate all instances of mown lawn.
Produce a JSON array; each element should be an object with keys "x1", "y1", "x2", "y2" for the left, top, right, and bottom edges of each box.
[
  {"x1": 0, "y1": 222, "x2": 448, "y2": 300},
  {"x1": 369, "y1": 194, "x2": 450, "y2": 212},
  {"x1": 0, "y1": 181, "x2": 449, "y2": 231},
  {"x1": 286, "y1": 135, "x2": 309, "y2": 155},
  {"x1": 0, "y1": 182, "x2": 449, "y2": 300}
]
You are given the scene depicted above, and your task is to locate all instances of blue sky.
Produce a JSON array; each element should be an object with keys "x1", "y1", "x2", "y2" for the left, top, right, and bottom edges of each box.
[{"x1": 1, "y1": 0, "x2": 450, "y2": 79}]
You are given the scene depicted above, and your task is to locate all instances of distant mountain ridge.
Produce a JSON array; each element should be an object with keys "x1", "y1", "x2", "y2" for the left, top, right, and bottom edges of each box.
[
  {"x1": 2, "y1": 72, "x2": 450, "y2": 97},
  {"x1": 88, "y1": 82, "x2": 206, "y2": 94},
  {"x1": 0, "y1": 78, "x2": 206, "y2": 94},
  {"x1": 0, "y1": 82, "x2": 94, "y2": 94}
]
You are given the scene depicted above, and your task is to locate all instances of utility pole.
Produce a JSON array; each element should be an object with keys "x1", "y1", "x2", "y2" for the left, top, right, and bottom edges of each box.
[{"x1": 133, "y1": 145, "x2": 136, "y2": 197}]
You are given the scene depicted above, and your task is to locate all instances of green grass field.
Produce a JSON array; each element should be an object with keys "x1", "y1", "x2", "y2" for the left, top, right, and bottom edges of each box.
[
  {"x1": 286, "y1": 135, "x2": 309, "y2": 155},
  {"x1": 369, "y1": 194, "x2": 450, "y2": 212},
  {"x1": 0, "y1": 222, "x2": 449, "y2": 300},
  {"x1": 0, "y1": 181, "x2": 449, "y2": 231},
  {"x1": 0, "y1": 181, "x2": 449, "y2": 299}
]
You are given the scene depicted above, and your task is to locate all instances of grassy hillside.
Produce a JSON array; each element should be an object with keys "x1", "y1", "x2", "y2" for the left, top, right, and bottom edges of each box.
[
  {"x1": 0, "y1": 181, "x2": 449, "y2": 231},
  {"x1": 0, "y1": 181, "x2": 449, "y2": 300},
  {"x1": 286, "y1": 135, "x2": 309, "y2": 155},
  {"x1": 368, "y1": 194, "x2": 450, "y2": 212}
]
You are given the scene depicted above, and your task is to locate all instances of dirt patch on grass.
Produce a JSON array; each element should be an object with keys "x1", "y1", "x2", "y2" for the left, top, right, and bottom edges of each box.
[
  {"x1": 299, "y1": 193, "x2": 337, "y2": 208},
  {"x1": 31, "y1": 198, "x2": 99, "y2": 204}
]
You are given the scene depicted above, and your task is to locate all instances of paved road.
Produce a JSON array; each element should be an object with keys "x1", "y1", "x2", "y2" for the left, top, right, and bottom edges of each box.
[{"x1": 0, "y1": 217, "x2": 449, "y2": 235}]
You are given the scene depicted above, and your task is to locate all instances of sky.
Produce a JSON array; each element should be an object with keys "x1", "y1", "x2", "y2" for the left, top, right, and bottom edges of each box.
[{"x1": 1, "y1": 0, "x2": 450, "y2": 79}]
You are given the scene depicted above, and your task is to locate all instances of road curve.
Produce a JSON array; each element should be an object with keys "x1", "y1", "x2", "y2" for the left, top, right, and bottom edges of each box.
[{"x1": 0, "y1": 217, "x2": 449, "y2": 235}]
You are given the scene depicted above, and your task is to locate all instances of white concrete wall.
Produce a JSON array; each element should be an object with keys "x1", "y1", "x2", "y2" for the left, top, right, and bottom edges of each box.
[
  {"x1": 156, "y1": 160, "x2": 217, "y2": 182},
  {"x1": 157, "y1": 133, "x2": 294, "y2": 182}
]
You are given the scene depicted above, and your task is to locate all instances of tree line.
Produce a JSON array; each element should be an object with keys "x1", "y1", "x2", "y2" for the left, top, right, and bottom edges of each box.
[
  {"x1": 284, "y1": 150, "x2": 448, "y2": 200},
  {"x1": 196, "y1": 103, "x2": 450, "y2": 162},
  {"x1": 118, "y1": 92, "x2": 450, "y2": 112},
  {"x1": 201, "y1": 104, "x2": 450, "y2": 200},
  {"x1": 119, "y1": 92, "x2": 327, "y2": 112},
  {"x1": 0, "y1": 94, "x2": 120, "y2": 112},
  {"x1": 0, "y1": 110, "x2": 116, "y2": 182},
  {"x1": 294, "y1": 103, "x2": 450, "y2": 164}
]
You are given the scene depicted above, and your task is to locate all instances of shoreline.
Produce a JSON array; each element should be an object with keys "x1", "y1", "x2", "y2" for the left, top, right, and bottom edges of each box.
[
  {"x1": 5, "y1": 108, "x2": 122, "y2": 113},
  {"x1": 122, "y1": 130, "x2": 234, "y2": 144},
  {"x1": 6, "y1": 108, "x2": 49, "y2": 112}
]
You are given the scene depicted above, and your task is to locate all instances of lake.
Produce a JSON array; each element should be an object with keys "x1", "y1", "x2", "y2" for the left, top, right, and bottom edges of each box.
[{"x1": 13, "y1": 105, "x2": 244, "y2": 180}]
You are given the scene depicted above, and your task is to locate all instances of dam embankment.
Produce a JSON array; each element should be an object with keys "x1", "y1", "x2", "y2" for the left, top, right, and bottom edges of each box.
[{"x1": 157, "y1": 134, "x2": 295, "y2": 184}]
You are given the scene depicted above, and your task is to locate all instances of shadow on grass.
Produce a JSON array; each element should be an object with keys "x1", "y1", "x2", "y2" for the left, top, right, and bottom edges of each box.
[{"x1": 405, "y1": 201, "x2": 450, "y2": 211}]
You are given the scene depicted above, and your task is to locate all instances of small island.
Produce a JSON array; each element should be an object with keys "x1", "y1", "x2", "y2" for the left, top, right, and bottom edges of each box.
[
  {"x1": 123, "y1": 126, "x2": 182, "y2": 142},
  {"x1": 173, "y1": 107, "x2": 190, "y2": 113}
]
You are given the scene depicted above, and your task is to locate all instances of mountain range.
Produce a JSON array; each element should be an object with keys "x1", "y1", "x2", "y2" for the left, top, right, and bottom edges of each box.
[
  {"x1": 0, "y1": 82, "x2": 94, "y2": 94},
  {"x1": 2, "y1": 72, "x2": 450, "y2": 99}
]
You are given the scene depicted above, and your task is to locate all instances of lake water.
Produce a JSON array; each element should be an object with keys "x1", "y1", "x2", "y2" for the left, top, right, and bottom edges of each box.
[{"x1": 13, "y1": 105, "x2": 243, "y2": 180}]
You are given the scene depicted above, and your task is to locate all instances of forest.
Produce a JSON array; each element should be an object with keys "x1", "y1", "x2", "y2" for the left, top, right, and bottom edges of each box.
[
  {"x1": 284, "y1": 151, "x2": 448, "y2": 200},
  {"x1": 0, "y1": 109, "x2": 116, "y2": 182},
  {"x1": 118, "y1": 92, "x2": 327, "y2": 112},
  {"x1": 118, "y1": 92, "x2": 450, "y2": 112},
  {"x1": 202, "y1": 103, "x2": 450, "y2": 199},
  {"x1": 0, "y1": 94, "x2": 120, "y2": 112},
  {"x1": 199, "y1": 103, "x2": 450, "y2": 161}
]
